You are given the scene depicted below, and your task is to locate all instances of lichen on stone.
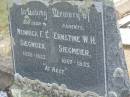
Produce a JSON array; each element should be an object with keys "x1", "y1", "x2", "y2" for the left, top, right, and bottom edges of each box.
[{"x1": 11, "y1": 74, "x2": 102, "y2": 97}]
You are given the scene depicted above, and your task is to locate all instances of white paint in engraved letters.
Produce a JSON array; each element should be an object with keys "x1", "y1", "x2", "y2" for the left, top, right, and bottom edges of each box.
[
  {"x1": 22, "y1": 15, "x2": 45, "y2": 26},
  {"x1": 22, "y1": 51, "x2": 46, "y2": 60},
  {"x1": 82, "y1": 36, "x2": 96, "y2": 45},
  {"x1": 17, "y1": 28, "x2": 49, "y2": 39},
  {"x1": 21, "y1": 8, "x2": 48, "y2": 20},
  {"x1": 59, "y1": 45, "x2": 91, "y2": 57},
  {"x1": 90, "y1": 36, "x2": 96, "y2": 45},
  {"x1": 52, "y1": 8, "x2": 81, "y2": 21},
  {"x1": 35, "y1": 53, "x2": 46, "y2": 60},
  {"x1": 17, "y1": 28, "x2": 39, "y2": 37},
  {"x1": 39, "y1": 30, "x2": 49, "y2": 38},
  {"x1": 52, "y1": 7, "x2": 90, "y2": 20},
  {"x1": 23, "y1": 16, "x2": 43, "y2": 26},
  {"x1": 53, "y1": 32, "x2": 80, "y2": 43},
  {"x1": 45, "y1": 30, "x2": 50, "y2": 39},
  {"x1": 61, "y1": 58, "x2": 90, "y2": 68},
  {"x1": 20, "y1": 39, "x2": 46, "y2": 49},
  {"x1": 43, "y1": 22, "x2": 47, "y2": 26},
  {"x1": 30, "y1": 21, "x2": 42, "y2": 26},
  {"x1": 22, "y1": 51, "x2": 33, "y2": 57},
  {"x1": 76, "y1": 60, "x2": 90, "y2": 68},
  {"x1": 44, "y1": 65, "x2": 50, "y2": 72},
  {"x1": 23, "y1": 15, "x2": 31, "y2": 25},
  {"x1": 44, "y1": 65, "x2": 66, "y2": 75},
  {"x1": 51, "y1": 67, "x2": 65, "y2": 75},
  {"x1": 62, "y1": 24, "x2": 84, "y2": 31},
  {"x1": 61, "y1": 58, "x2": 73, "y2": 65}
]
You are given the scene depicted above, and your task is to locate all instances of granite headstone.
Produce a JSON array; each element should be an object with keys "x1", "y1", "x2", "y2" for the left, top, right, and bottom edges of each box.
[{"x1": 9, "y1": 0, "x2": 130, "y2": 97}]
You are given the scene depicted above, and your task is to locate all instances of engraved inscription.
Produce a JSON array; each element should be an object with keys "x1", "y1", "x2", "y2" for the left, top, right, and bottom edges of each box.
[{"x1": 10, "y1": 1, "x2": 106, "y2": 94}]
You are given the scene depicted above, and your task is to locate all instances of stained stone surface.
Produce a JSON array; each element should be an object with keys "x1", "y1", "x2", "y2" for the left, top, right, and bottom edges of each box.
[
  {"x1": 0, "y1": 39, "x2": 14, "y2": 90},
  {"x1": 0, "y1": 59, "x2": 14, "y2": 90},
  {"x1": 104, "y1": 5, "x2": 130, "y2": 97},
  {"x1": 9, "y1": 0, "x2": 130, "y2": 97},
  {"x1": 11, "y1": 74, "x2": 104, "y2": 97},
  {"x1": 0, "y1": 70, "x2": 13, "y2": 90}
]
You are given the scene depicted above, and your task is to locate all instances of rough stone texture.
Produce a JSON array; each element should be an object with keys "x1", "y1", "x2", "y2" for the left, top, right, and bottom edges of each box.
[
  {"x1": 8, "y1": 0, "x2": 130, "y2": 97},
  {"x1": 104, "y1": 5, "x2": 130, "y2": 97},
  {"x1": 0, "y1": 38, "x2": 14, "y2": 90},
  {"x1": 11, "y1": 74, "x2": 103, "y2": 97},
  {"x1": 10, "y1": 1, "x2": 106, "y2": 94},
  {"x1": 0, "y1": 66, "x2": 14, "y2": 90},
  {"x1": 11, "y1": 1, "x2": 106, "y2": 95}
]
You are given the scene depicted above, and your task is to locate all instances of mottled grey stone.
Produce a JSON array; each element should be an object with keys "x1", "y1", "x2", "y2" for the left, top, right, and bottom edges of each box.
[
  {"x1": 9, "y1": 0, "x2": 130, "y2": 97},
  {"x1": 0, "y1": 65, "x2": 14, "y2": 90}
]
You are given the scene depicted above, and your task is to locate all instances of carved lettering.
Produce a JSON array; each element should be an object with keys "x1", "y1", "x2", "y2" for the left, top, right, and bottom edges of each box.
[
  {"x1": 59, "y1": 45, "x2": 91, "y2": 57},
  {"x1": 20, "y1": 39, "x2": 46, "y2": 49}
]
